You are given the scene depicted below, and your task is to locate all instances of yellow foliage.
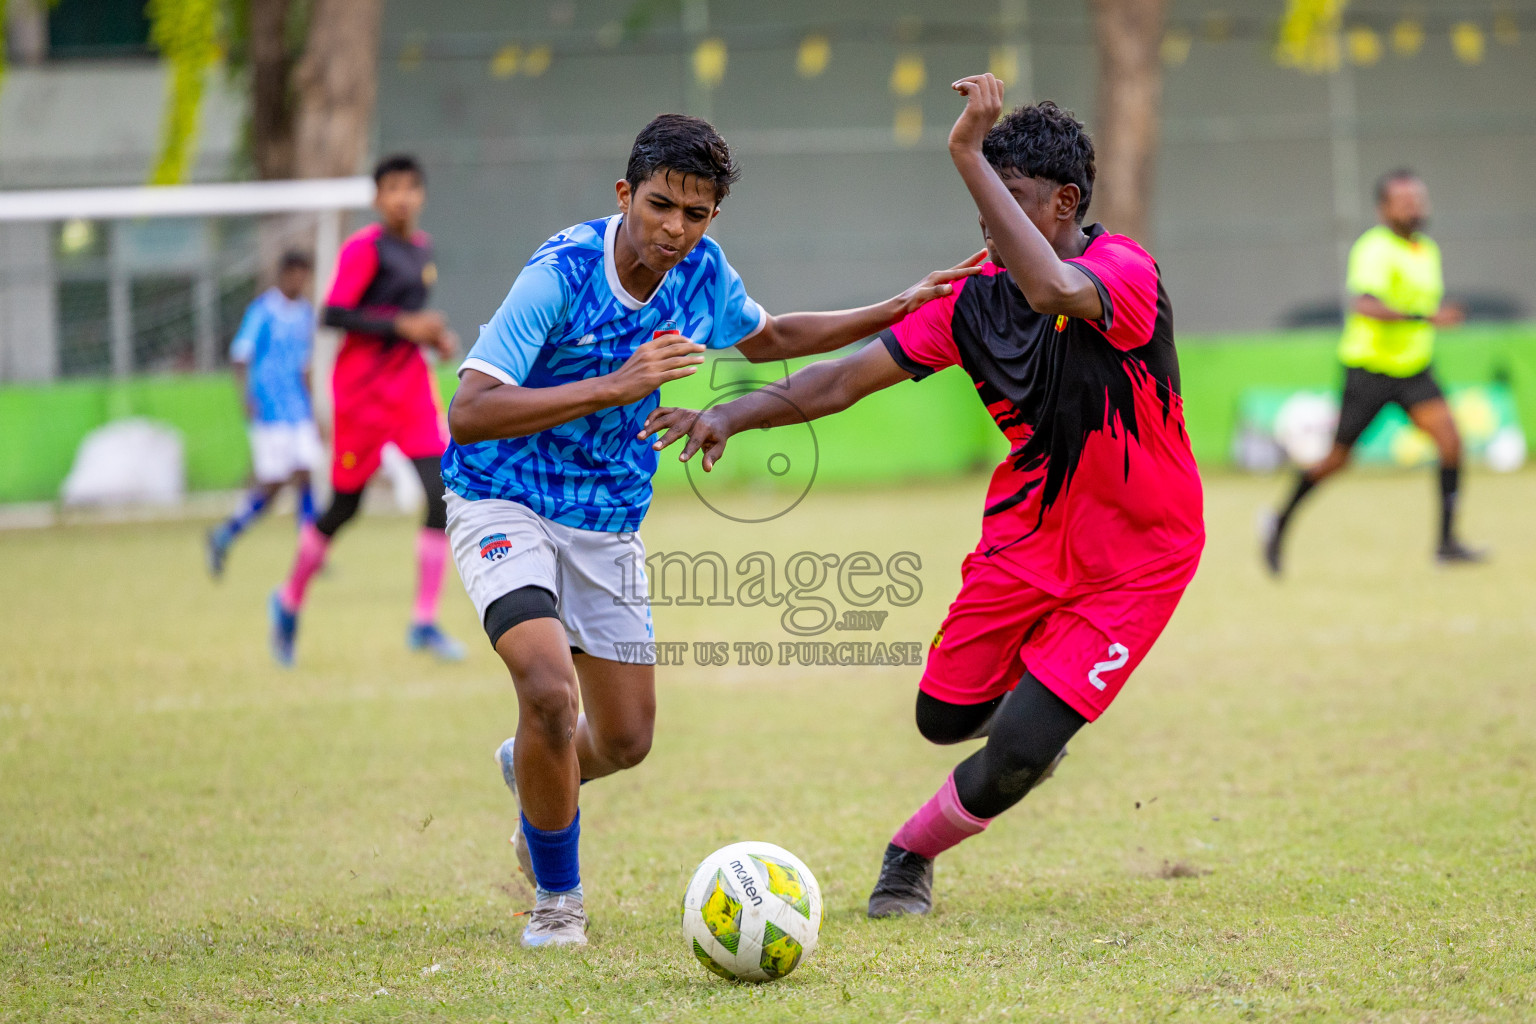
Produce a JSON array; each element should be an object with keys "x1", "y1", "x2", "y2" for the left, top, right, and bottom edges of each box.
[
  {"x1": 1391, "y1": 18, "x2": 1425, "y2": 56},
  {"x1": 796, "y1": 35, "x2": 830, "y2": 78},
  {"x1": 1452, "y1": 22, "x2": 1485, "y2": 65},
  {"x1": 147, "y1": 0, "x2": 220, "y2": 185},
  {"x1": 1161, "y1": 29, "x2": 1193, "y2": 67},
  {"x1": 1493, "y1": 12, "x2": 1519, "y2": 46},
  {"x1": 693, "y1": 37, "x2": 727, "y2": 89},
  {"x1": 988, "y1": 45, "x2": 1018, "y2": 84},
  {"x1": 889, "y1": 53, "x2": 926, "y2": 97},
  {"x1": 491, "y1": 45, "x2": 521, "y2": 79},
  {"x1": 1275, "y1": 0, "x2": 1347, "y2": 74},
  {"x1": 523, "y1": 44, "x2": 553, "y2": 78},
  {"x1": 1345, "y1": 26, "x2": 1381, "y2": 66}
]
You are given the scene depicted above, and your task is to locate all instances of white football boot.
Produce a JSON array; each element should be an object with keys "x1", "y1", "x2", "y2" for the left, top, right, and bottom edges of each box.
[
  {"x1": 520, "y1": 889, "x2": 589, "y2": 948},
  {"x1": 494, "y1": 738, "x2": 536, "y2": 886}
]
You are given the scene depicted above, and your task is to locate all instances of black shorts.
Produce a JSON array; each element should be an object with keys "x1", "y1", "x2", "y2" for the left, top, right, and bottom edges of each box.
[{"x1": 1335, "y1": 365, "x2": 1444, "y2": 448}]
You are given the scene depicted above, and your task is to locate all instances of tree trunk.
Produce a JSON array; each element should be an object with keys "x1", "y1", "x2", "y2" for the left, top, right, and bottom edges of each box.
[
  {"x1": 256, "y1": 0, "x2": 379, "y2": 285},
  {"x1": 1090, "y1": 0, "x2": 1166, "y2": 245},
  {"x1": 249, "y1": 0, "x2": 296, "y2": 181},
  {"x1": 250, "y1": 0, "x2": 300, "y2": 285},
  {"x1": 288, "y1": 0, "x2": 381, "y2": 458},
  {"x1": 6, "y1": 0, "x2": 50, "y2": 65},
  {"x1": 292, "y1": 0, "x2": 382, "y2": 179}
]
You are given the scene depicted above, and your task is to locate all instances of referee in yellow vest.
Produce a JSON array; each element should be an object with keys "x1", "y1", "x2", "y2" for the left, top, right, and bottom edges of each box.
[{"x1": 1265, "y1": 169, "x2": 1482, "y2": 574}]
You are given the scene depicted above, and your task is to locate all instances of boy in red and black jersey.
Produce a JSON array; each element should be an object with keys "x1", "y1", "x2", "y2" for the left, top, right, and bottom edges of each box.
[
  {"x1": 269, "y1": 154, "x2": 466, "y2": 666},
  {"x1": 642, "y1": 75, "x2": 1204, "y2": 917}
]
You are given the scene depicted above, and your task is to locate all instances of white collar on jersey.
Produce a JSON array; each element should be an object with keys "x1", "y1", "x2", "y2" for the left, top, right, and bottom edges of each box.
[
  {"x1": 263, "y1": 286, "x2": 308, "y2": 315},
  {"x1": 603, "y1": 214, "x2": 669, "y2": 312}
]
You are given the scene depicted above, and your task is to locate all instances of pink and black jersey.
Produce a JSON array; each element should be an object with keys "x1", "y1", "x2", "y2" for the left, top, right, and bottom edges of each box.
[
  {"x1": 325, "y1": 223, "x2": 448, "y2": 490},
  {"x1": 881, "y1": 225, "x2": 1203, "y2": 595},
  {"x1": 326, "y1": 223, "x2": 437, "y2": 372}
]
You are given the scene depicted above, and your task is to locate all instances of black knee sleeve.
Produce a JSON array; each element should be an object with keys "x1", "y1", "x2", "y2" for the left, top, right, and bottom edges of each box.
[
  {"x1": 412, "y1": 456, "x2": 447, "y2": 530},
  {"x1": 915, "y1": 691, "x2": 1004, "y2": 744},
  {"x1": 951, "y1": 671, "x2": 1087, "y2": 819},
  {"x1": 423, "y1": 489, "x2": 447, "y2": 531},
  {"x1": 314, "y1": 489, "x2": 362, "y2": 537},
  {"x1": 483, "y1": 586, "x2": 559, "y2": 648}
]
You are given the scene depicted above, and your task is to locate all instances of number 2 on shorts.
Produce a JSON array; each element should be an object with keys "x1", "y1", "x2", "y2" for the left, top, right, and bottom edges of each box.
[{"x1": 1087, "y1": 642, "x2": 1129, "y2": 691}]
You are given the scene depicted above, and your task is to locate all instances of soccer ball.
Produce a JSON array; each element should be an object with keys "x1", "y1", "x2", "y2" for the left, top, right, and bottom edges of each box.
[{"x1": 681, "y1": 841, "x2": 823, "y2": 982}]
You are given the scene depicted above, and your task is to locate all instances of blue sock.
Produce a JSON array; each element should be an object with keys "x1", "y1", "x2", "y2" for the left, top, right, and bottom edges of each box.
[
  {"x1": 221, "y1": 489, "x2": 270, "y2": 540},
  {"x1": 297, "y1": 485, "x2": 316, "y2": 527},
  {"x1": 521, "y1": 811, "x2": 580, "y2": 894}
]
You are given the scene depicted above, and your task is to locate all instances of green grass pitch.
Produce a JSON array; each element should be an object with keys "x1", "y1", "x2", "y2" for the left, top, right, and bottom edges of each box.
[{"x1": 2, "y1": 472, "x2": 1533, "y2": 1022}]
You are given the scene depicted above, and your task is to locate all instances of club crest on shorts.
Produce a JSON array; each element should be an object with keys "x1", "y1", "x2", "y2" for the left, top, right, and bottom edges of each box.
[{"x1": 478, "y1": 533, "x2": 512, "y2": 561}]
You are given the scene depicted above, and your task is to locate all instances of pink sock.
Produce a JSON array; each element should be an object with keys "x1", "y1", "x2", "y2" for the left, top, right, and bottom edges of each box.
[
  {"x1": 279, "y1": 523, "x2": 329, "y2": 612},
  {"x1": 413, "y1": 528, "x2": 448, "y2": 626},
  {"x1": 890, "y1": 772, "x2": 992, "y2": 859}
]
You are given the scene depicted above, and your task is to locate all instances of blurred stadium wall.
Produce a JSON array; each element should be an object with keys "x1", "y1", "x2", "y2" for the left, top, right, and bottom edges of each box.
[
  {"x1": 0, "y1": 1, "x2": 251, "y2": 385},
  {"x1": 2, "y1": 0, "x2": 1535, "y2": 502},
  {"x1": 375, "y1": 0, "x2": 1536, "y2": 336}
]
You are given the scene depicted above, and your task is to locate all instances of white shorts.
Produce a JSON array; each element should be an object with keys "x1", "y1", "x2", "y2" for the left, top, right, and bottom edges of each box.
[
  {"x1": 249, "y1": 421, "x2": 323, "y2": 484},
  {"x1": 445, "y1": 492, "x2": 656, "y2": 664}
]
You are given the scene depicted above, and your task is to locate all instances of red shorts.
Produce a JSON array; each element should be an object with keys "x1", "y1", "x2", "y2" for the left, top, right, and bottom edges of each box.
[
  {"x1": 919, "y1": 549, "x2": 1198, "y2": 721},
  {"x1": 330, "y1": 338, "x2": 448, "y2": 492}
]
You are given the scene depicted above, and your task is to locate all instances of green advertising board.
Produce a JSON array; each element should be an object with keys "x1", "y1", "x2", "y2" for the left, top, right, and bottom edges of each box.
[{"x1": 1232, "y1": 383, "x2": 1526, "y2": 473}]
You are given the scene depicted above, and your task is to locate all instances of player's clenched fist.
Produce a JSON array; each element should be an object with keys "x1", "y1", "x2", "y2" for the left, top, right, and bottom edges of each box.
[
  {"x1": 396, "y1": 310, "x2": 450, "y2": 345},
  {"x1": 607, "y1": 335, "x2": 707, "y2": 404},
  {"x1": 948, "y1": 73, "x2": 1005, "y2": 154}
]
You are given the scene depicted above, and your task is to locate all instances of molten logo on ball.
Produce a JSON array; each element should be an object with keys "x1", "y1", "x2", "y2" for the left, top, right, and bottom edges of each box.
[{"x1": 681, "y1": 841, "x2": 822, "y2": 982}]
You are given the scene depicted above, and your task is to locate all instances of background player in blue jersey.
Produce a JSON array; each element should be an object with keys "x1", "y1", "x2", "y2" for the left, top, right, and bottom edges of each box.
[
  {"x1": 207, "y1": 251, "x2": 320, "y2": 578},
  {"x1": 443, "y1": 114, "x2": 983, "y2": 947}
]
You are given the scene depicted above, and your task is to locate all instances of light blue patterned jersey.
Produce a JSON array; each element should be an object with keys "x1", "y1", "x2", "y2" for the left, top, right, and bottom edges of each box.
[
  {"x1": 442, "y1": 215, "x2": 765, "y2": 532},
  {"x1": 230, "y1": 288, "x2": 315, "y2": 424}
]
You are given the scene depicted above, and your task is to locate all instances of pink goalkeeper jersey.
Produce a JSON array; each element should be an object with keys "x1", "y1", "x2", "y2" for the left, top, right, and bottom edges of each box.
[{"x1": 880, "y1": 226, "x2": 1204, "y2": 595}]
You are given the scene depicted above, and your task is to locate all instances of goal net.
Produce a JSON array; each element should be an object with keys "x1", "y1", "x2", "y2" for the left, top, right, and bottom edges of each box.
[
  {"x1": 0, "y1": 179, "x2": 373, "y2": 506},
  {"x1": 0, "y1": 177, "x2": 371, "y2": 387}
]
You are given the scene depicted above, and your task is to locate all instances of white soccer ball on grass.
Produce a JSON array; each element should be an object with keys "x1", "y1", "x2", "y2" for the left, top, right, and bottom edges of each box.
[{"x1": 681, "y1": 841, "x2": 822, "y2": 982}]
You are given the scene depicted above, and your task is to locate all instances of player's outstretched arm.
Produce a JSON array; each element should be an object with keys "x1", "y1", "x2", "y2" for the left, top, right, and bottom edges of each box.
[
  {"x1": 321, "y1": 235, "x2": 458, "y2": 356},
  {"x1": 639, "y1": 339, "x2": 911, "y2": 472},
  {"x1": 449, "y1": 335, "x2": 706, "y2": 444},
  {"x1": 323, "y1": 305, "x2": 459, "y2": 359},
  {"x1": 1354, "y1": 293, "x2": 1464, "y2": 327},
  {"x1": 735, "y1": 252, "x2": 985, "y2": 363},
  {"x1": 945, "y1": 74, "x2": 1102, "y2": 321}
]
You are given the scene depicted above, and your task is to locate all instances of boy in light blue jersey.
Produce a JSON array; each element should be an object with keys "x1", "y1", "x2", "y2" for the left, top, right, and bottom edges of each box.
[
  {"x1": 444, "y1": 210, "x2": 765, "y2": 531},
  {"x1": 444, "y1": 114, "x2": 982, "y2": 947},
  {"x1": 207, "y1": 252, "x2": 321, "y2": 578}
]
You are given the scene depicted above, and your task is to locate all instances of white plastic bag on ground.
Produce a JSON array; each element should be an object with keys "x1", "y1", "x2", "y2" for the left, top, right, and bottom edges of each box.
[{"x1": 61, "y1": 418, "x2": 185, "y2": 506}]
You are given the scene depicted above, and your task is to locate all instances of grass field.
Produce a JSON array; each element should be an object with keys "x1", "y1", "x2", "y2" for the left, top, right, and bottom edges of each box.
[{"x1": 2, "y1": 470, "x2": 1534, "y2": 1023}]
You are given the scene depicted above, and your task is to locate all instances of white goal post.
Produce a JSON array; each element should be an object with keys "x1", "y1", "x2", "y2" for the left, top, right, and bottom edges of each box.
[{"x1": 0, "y1": 177, "x2": 373, "y2": 426}]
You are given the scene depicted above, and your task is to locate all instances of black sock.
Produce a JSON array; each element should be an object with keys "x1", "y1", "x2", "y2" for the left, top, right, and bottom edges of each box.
[
  {"x1": 952, "y1": 672, "x2": 1086, "y2": 819},
  {"x1": 1439, "y1": 464, "x2": 1460, "y2": 546},
  {"x1": 1275, "y1": 472, "x2": 1317, "y2": 531}
]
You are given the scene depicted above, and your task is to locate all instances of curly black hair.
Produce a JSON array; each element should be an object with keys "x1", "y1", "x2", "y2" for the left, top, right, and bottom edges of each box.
[
  {"x1": 626, "y1": 114, "x2": 741, "y2": 205},
  {"x1": 982, "y1": 101, "x2": 1096, "y2": 223}
]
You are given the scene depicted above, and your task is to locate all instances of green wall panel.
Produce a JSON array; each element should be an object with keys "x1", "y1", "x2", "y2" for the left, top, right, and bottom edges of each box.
[{"x1": 4, "y1": 326, "x2": 1532, "y2": 503}]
